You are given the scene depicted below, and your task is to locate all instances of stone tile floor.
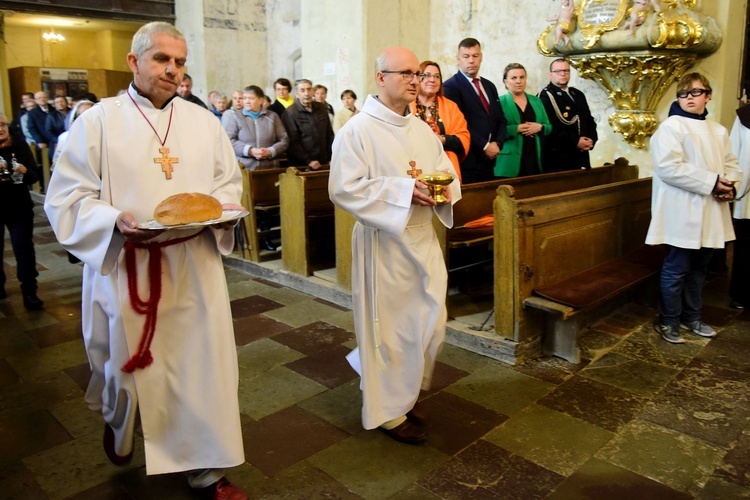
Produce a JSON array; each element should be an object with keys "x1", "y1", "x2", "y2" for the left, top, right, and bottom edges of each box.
[{"x1": 1, "y1": 206, "x2": 749, "y2": 499}]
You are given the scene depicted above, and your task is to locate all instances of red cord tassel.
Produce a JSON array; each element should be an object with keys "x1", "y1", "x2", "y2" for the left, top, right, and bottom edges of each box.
[{"x1": 121, "y1": 231, "x2": 202, "y2": 373}]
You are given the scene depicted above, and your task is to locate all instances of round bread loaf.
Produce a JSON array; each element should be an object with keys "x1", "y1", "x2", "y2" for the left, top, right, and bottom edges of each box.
[{"x1": 153, "y1": 192, "x2": 223, "y2": 226}]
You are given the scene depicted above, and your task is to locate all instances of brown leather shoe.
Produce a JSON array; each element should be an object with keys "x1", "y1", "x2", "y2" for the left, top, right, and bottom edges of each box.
[
  {"x1": 103, "y1": 423, "x2": 133, "y2": 466},
  {"x1": 407, "y1": 402, "x2": 427, "y2": 425},
  {"x1": 380, "y1": 419, "x2": 427, "y2": 444},
  {"x1": 192, "y1": 477, "x2": 248, "y2": 500}
]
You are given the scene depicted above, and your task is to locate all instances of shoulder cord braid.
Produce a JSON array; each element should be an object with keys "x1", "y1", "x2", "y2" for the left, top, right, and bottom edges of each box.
[{"x1": 545, "y1": 90, "x2": 581, "y2": 136}]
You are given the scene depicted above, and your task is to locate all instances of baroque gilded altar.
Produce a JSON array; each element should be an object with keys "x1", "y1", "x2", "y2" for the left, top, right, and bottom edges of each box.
[{"x1": 538, "y1": 0, "x2": 722, "y2": 148}]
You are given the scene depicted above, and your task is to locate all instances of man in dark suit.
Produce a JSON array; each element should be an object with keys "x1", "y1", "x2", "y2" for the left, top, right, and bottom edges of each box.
[
  {"x1": 26, "y1": 91, "x2": 52, "y2": 149},
  {"x1": 443, "y1": 38, "x2": 507, "y2": 183},
  {"x1": 538, "y1": 58, "x2": 598, "y2": 172}
]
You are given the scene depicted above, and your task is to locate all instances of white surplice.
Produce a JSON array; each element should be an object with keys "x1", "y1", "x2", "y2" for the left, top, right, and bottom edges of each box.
[
  {"x1": 44, "y1": 86, "x2": 245, "y2": 475},
  {"x1": 646, "y1": 115, "x2": 741, "y2": 249},
  {"x1": 329, "y1": 95, "x2": 462, "y2": 429},
  {"x1": 730, "y1": 116, "x2": 750, "y2": 220}
]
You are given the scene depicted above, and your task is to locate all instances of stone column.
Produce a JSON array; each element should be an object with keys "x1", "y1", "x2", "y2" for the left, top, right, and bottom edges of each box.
[
  {"x1": 299, "y1": 0, "x2": 431, "y2": 113},
  {"x1": 176, "y1": 0, "x2": 271, "y2": 103},
  {"x1": 0, "y1": 12, "x2": 10, "y2": 116}
]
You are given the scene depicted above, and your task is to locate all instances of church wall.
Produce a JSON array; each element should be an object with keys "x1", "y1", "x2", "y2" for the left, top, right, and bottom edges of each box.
[
  {"x1": 361, "y1": 0, "x2": 432, "y2": 98},
  {"x1": 4, "y1": 25, "x2": 134, "y2": 72},
  {"x1": 92, "y1": 30, "x2": 135, "y2": 73},
  {"x1": 109, "y1": 30, "x2": 135, "y2": 73},
  {"x1": 1, "y1": 23, "x2": 135, "y2": 114},
  {"x1": 201, "y1": 0, "x2": 269, "y2": 99},
  {"x1": 298, "y1": 0, "x2": 432, "y2": 114},
  {"x1": 300, "y1": 0, "x2": 365, "y2": 111},
  {"x1": 96, "y1": 30, "x2": 115, "y2": 70},
  {"x1": 4, "y1": 25, "x2": 45, "y2": 68},
  {"x1": 692, "y1": 0, "x2": 746, "y2": 129},
  {"x1": 264, "y1": 0, "x2": 302, "y2": 97}
]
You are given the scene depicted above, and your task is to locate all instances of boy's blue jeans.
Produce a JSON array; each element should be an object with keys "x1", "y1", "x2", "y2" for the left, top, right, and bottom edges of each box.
[{"x1": 659, "y1": 245, "x2": 714, "y2": 327}]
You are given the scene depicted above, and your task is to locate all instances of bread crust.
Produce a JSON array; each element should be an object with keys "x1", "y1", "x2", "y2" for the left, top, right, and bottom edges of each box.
[{"x1": 154, "y1": 193, "x2": 223, "y2": 226}]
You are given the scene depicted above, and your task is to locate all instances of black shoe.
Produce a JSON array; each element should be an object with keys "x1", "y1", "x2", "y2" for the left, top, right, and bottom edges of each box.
[
  {"x1": 729, "y1": 300, "x2": 746, "y2": 310},
  {"x1": 257, "y1": 218, "x2": 271, "y2": 231},
  {"x1": 23, "y1": 293, "x2": 44, "y2": 310},
  {"x1": 67, "y1": 252, "x2": 80, "y2": 264},
  {"x1": 259, "y1": 238, "x2": 277, "y2": 252}
]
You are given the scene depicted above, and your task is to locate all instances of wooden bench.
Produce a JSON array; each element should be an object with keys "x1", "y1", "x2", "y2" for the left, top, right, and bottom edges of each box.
[
  {"x1": 494, "y1": 177, "x2": 654, "y2": 363},
  {"x1": 441, "y1": 159, "x2": 640, "y2": 315},
  {"x1": 29, "y1": 144, "x2": 50, "y2": 194},
  {"x1": 238, "y1": 167, "x2": 286, "y2": 261},
  {"x1": 335, "y1": 207, "x2": 357, "y2": 289},
  {"x1": 441, "y1": 158, "x2": 639, "y2": 256},
  {"x1": 524, "y1": 245, "x2": 663, "y2": 363},
  {"x1": 279, "y1": 166, "x2": 335, "y2": 276},
  {"x1": 335, "y1": 158, "x2": 639, "y2": 291}
]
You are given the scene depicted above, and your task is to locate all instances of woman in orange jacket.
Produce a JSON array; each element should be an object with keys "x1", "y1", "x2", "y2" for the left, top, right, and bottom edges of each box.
[{"x1": 410, "y1": 60, "x2": 470, "y2": 183}]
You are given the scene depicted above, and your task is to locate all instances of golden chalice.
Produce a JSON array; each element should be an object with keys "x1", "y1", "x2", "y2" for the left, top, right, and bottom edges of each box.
[{"x1": 418, "y1": 172, "x2": 455, "y2": 204}]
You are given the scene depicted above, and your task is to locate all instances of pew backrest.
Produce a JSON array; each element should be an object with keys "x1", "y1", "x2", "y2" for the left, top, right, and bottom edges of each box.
[{"x1": 279, "y1": 167, "x2": 335, "y2": 275}]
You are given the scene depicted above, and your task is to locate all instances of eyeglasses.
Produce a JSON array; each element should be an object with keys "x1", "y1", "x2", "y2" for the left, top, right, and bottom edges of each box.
[
  {"x1": 676, "y1": 88, "x2": 709, "y2": 98},
  {"x1": 382, "y1": 70, "x2": 422, "y2": 82},
  {"x1": 420, "y1": 73, "x2": 441, "y2": 81},
  {"x1": 0, "y1": 123, "x2": 8, "y2": 128},
  {"x1": 551, "y1": 69, "x2": 571, "y2": 74}
]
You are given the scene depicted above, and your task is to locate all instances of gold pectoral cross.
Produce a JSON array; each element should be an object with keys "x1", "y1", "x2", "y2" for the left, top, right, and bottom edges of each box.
[
  {"x1": 406, "y1": 161, "x2": 422, "y2": 179},
  {"x1": 154, "y1": 147, "x2": 179, "y2": 179}
]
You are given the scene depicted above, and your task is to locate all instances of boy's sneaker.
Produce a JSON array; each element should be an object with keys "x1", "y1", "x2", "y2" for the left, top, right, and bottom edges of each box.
[
  {"x1": 654, "y1": 323, "x2": 686, "y2": 344},
  {"x1": 680, "y1": 320, "x2": 717, "y2": 338}
]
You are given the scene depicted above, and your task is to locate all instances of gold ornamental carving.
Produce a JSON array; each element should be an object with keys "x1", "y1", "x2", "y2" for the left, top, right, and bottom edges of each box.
[
  {"x1": 576, "y1": 0, "x2": 629, "y2": 49},
  {"x1": 538, "y1": 0, "x2": 721, "y2": 148},
  {"x1": 652, "y1": 1, "x2": 707, "y2": 49},
  {"x1": 570, "y1": 52, "x2": 696, "y2": 147}
]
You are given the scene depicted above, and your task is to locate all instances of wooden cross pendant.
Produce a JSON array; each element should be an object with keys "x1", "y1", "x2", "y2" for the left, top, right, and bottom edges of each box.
[
  {"x1": 154, "y1": 147, "x2": 179, "y2": 180},
  {"x1": 406, "y1": 161, "x2": 422, "y2": 179}
]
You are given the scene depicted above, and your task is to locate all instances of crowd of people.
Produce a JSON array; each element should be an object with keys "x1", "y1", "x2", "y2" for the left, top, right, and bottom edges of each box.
[
  {"x1": 1, "y1": 22, "x2": 747, "y2": 500},
  {"x1": 11, "y1": 90, "x2": 100, "y2": 164},
  {"x1": 1, "y1": 89, "x2": 99, "y2": 310},
  {"x1": 181, "y1": 37, "x2": 597, "y2": 184}
]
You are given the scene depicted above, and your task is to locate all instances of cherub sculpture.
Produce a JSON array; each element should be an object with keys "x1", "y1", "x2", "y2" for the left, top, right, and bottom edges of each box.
[
  {"x1": 547, "y1": 0, "x2": 576, "y2": 47},
  {"x1": 623, "y1": 0, "x2": 661, "y2": 36}
]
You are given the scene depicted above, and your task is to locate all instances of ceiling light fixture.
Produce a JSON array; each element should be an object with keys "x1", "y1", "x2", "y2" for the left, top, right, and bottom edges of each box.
[{"x1": 42, "y1": 29, "x2": 65, "y2": 43}]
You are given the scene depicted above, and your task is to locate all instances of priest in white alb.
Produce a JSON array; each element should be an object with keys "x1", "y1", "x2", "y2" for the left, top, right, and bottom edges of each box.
[
  {"x1": 329, "y1": 46, "x2": 461, "y2": 444},
  {"x1": 44, "y1": 22, "x2": 248, "y2": 500}
]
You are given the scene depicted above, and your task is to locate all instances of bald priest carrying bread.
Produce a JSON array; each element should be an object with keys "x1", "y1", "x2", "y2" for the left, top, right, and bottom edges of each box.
[{"x1": 44, "y1": 22, "x2": 249, "y2": 498}]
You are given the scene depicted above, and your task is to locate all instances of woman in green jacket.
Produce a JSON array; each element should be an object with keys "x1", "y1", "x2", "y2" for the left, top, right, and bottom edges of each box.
[{"x1": 495, "y1": 63, "x2": 552, "y2": 177}]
